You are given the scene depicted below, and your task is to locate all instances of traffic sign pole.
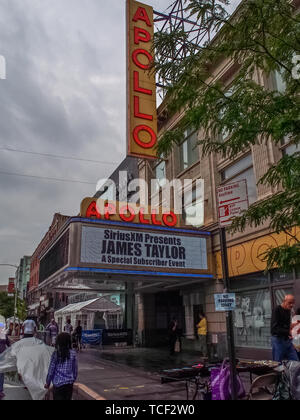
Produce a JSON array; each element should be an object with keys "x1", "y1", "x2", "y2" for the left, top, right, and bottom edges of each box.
[{"x1": 220, "y1": 227, "x2": 238, "y2": 400}]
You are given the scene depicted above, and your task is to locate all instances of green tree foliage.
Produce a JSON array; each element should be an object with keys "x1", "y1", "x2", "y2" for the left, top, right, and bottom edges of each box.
[
  {"x1": 153, "y1": 0, "x2": 300, "y2": 271},
  {"x1": 0, "y1": 292, "x2": 27, "y2": 320}
]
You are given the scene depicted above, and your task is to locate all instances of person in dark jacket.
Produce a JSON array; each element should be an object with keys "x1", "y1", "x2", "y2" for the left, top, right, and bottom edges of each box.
[
  {"x1": 271, "y1": 295, "x2": 299, "y2": 362},
  {"x1": 0, "y1": 322, "x2": 10, "y2": 399}
]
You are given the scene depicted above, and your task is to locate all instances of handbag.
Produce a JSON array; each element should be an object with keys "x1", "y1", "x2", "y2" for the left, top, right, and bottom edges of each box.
[
  {"x1": 211, "y1": 360, "x2": 246, "y2": 400},
  {"x1": 174, "y1": 339, "x2": 180, "y2": 353}
]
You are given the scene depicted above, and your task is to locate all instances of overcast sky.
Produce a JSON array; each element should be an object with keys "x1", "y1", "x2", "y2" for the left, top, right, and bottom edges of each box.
[{"x1": 0, "y1": 0, "x2": 239, "y2": 285}]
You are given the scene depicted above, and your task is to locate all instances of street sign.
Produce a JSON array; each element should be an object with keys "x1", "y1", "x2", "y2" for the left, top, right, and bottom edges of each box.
[
  {"x1": 217, "y1": 180, "x2": 249, "y2": 227},
  {"x1": 214, "y1": 293, "x2": 236, "y2": 311}
]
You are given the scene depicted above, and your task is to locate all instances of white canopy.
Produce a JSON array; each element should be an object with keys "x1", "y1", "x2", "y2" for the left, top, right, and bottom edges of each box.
[{"x1": 54, "y1": 297, "x2": 121, "y2": 316}]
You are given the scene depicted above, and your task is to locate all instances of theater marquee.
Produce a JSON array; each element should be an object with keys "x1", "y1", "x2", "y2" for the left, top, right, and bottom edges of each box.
[
  {"x1": 81, "y1": 225, "x2": 208, "y2": 272},
  {"x1": 127, "y1": 0, "x2": 158, "y2": 159}
]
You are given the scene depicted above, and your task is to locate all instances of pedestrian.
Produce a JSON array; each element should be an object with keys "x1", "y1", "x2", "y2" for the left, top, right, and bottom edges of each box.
[
  {"x1": 0, "y1": 322, "x2": 10, "y2": 400},
  {"x1": 21, "y1": 316, "x2": 37, "y2": 338},
  {"x1": 64, "y1": 319, "x2": 73, "y2": 335},
  {"x1": 168, "y1": 317, "x2": 178, "y2": 356},
  {"x1": 44, "y1": 332, "x2": 78, "y2": 400},
  {"x1": 46, "y1": 319, "x2": 59, "y2": 347},
  {"x1": 15, "y1": 323, "x2": 20, "y2": 337},
  {"x1": 291, "y1": 307, "x2": 300, "y2": 360},
  {"x1": 74, "y1": 320, "x2": 83, "y2": 352},
  {"x1": 271, "y1": 295, "x2": 299, "y2": 362},
  {"x1": 7, "y1": 323, "x2": 13, "y2": 336},
  {"x1": 196, "y1": 311, "x2": 208, "y2": 358}
]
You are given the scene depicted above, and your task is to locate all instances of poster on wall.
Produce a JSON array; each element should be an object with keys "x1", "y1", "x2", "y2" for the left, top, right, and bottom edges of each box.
[{"x1": 80, "y1": 225, "x2": 208, "y2": 271}]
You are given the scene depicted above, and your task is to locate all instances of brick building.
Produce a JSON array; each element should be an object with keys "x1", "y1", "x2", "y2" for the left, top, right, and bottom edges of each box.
[
  {"x1": 137, "y1": 42, "x2": 299, "y2": 360},
  {"x1": 27, "y1": 213, "x2": 70, "y2": 322}
]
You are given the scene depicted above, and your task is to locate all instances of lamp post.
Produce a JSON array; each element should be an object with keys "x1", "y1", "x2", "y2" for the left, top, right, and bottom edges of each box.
[{"x1": 0, "y1": 264, "x2": 19, "y2": 334}]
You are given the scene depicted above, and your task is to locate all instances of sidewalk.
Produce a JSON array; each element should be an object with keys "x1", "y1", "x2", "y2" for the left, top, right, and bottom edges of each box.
[
  {"x1": 77, "y1": 347, "x2": 252, "y2": 400},
  {"x1": 77, "y1": 349, "x2": 190, "y2": 400}
]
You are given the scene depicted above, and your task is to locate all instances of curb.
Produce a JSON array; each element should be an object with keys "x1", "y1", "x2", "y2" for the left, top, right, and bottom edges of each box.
[{"x1": 73, "y1": 383, "x2": 106, "y2": 400}]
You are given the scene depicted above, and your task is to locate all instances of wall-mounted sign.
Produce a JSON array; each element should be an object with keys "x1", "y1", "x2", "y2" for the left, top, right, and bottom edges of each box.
[
  {"x1": 80, "y1": 225, "x2": 208, "y2": 272},
  {"x1": 214, "y1": 293, "x2": 236, "y2": 311},
  {"x1": 80, "y1": 198, "x2": 180, "y2": 228},
  {"x1": 217, "y1": 180, "x2": 249, "y2": 227},
  {"x1": 127, "y1": 0, "x2": 157, "y2": 159}
]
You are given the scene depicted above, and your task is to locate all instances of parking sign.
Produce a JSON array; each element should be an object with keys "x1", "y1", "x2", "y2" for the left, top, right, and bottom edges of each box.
[{"x1": 217, "y1": 180, "x2": 249, "y2": 227}]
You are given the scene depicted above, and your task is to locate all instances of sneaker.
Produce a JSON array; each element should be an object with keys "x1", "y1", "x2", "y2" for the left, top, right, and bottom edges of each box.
[{"x1": 0, "y1": 391, "x2": 5, "y2": 400}]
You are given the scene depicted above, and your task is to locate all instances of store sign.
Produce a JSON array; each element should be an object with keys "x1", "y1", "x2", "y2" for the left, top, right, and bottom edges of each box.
[
  {"x1": 81, "y1": 225, "x2": 208, "y2": 271},
  {"x1": 217, "y1": 180, "x2": 249, "y2": 227},
  {"x1": 214, "y1": 293, "x2": 236, "y2": 311},
  {"x1": 80, "y1": 198, "x2": 180, "y2": 228},
  {"x1": 127, "y1": 0, "x2": 157, "y2": 159}
]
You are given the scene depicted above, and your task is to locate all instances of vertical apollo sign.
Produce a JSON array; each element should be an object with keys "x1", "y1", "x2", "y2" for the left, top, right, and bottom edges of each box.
[{"x1": 127, "y1": 0, "x2": 158, "y2": 159}]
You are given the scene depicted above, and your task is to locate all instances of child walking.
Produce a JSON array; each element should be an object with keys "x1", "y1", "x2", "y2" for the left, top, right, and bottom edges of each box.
[{"x1": 45, "y1": 332, "x2": 78, "y2": 400}]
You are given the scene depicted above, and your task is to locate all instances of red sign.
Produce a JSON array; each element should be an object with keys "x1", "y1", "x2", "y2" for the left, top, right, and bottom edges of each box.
[
  {"x1": 127, "y1": 0, "x2": 158, "y2": 159},
  {"x1": 80, "y1": 198, "x2": 180, "y2": 228},
  {"x1": 8, "y1": 278, "x2": 15, "y2": 294}
]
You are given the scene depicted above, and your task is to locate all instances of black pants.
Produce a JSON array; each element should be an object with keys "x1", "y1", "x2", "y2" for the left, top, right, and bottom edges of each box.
[{"x1": 53, "y1": 384, "x2": 73, "y2": 401}]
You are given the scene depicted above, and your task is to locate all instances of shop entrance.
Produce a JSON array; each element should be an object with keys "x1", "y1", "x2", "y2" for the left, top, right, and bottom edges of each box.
[{"x1": 143, "y1": 291, "x2": 185, "y2": 347}]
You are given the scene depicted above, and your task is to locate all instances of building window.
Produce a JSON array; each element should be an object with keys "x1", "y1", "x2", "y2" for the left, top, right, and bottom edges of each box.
[
  {"x1": 153, "y1": 160, "x2": 166, "y2": 192},
  {"x1": 179, "y1": 128, "x2": 199, "y2": 172},
  {"x1": 220, "y1": 154, "x2": 257, "y2": 204},
  {"x1": 273, "y1": 70, "x2": 286, "y2": 93},
  {"x1": 219, "y1": 88, "x2": 234, "y2": 142},
  {"x1": 282, "y1": 143, "x2": 300, "y2": 156},
  {"x1": 183, "y1": 184, "x2": 204, "y2": 227}
]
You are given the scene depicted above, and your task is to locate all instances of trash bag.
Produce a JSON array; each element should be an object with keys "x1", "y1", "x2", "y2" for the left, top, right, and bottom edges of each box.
[
  {"x1": 211, "y1": 360, "x2": 246, "y2": 400},
  {"x1": 0, "y1": 337, "x2": 55, "y2": 400}
]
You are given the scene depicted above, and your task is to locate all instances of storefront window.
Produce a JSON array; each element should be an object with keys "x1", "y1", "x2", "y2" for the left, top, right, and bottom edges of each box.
[
  {"x1": 234, "y1": 289, "x2": 272, "y2": 349},
  {"x1": 230, "y1": 273, "x2": 271, "y2": 349}
]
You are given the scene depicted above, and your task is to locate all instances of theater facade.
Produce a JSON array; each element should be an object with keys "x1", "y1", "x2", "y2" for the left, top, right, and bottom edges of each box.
[{"x1": 36, "y1": 198, "x2": 215, "y2": 350}]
